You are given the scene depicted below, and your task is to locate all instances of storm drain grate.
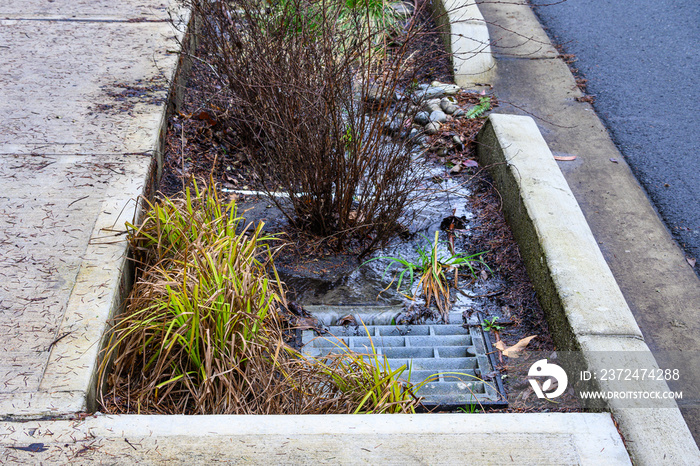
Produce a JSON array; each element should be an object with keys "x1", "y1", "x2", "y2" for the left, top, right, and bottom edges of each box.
[{"x1": 302, "y1": 321, "x2": 506, "y2": 408}]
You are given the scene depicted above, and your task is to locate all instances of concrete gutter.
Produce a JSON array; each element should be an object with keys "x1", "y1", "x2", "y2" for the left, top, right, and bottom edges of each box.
[
  {"x1": 430, "y1": 0, "x2": 495, "y2": 86},
  {"x1": 477, "y1": 114, "x2": 700, "y2": 465},
  {"x1": 478, "y1": 0, "x2": 700, "y2": 444}
]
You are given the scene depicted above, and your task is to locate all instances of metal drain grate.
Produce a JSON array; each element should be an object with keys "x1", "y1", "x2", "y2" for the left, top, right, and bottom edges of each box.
[{"x1": 302, "y1": 322, "x2": 506, "y2": 409}]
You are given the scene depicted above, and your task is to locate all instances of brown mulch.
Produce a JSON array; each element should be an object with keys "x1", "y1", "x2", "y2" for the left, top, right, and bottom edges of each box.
[{"x1": 464, "y1": 173, "x2": 582, "y2": 412}]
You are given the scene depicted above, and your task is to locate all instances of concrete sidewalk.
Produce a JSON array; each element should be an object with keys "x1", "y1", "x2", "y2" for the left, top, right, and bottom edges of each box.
[
  {"x1": 0, "y1": 0, "x2": 187, "y2": 416},
  {"x1": 0, "y1": 413, "x2": 632, "y2": 464}
]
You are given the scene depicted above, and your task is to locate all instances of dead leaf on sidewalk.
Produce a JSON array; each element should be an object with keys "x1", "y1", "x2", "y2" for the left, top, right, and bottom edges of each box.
[
  {"x1": 687, "y1": 257, "x2": 696, "y2": 267},
  {"x1": 494, "y1": 335, "x2": 537, "y2": 358},
  {"x1": 553, "y1": 155, "x2": 577, "y2": 161}
]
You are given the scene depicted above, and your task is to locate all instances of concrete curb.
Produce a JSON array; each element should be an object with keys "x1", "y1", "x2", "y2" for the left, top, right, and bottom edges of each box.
[
  {"x1": 477, "y1": 114, "x2": 700, "y2": 465},
  {"x1": 430, "y1": 0, "x2": 495, "y2": 86},
  {"x1": 0, "y1": 413, "x2": 631, "y2": 464}
]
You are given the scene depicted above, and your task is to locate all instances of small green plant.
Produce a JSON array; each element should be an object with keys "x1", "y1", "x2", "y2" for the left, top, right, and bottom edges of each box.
[
  {"x1": 482, "y1": 316, "x2": 503, "y2": 332},
  {"x1": 457, "y1": 402, "x2": 481, "y2": 414},
  {"x1": 337, "y1": 0, "x2": 405, "y2": 47},
  {"x1": 465, "y1": 96, "x2": 492, "y2": 119},
  {"x1": 363, "y1": 231, "x2": 489, "y2": 319},
  {"x1": 342, "y1": 125, "x2": 354, "y2": 148}
]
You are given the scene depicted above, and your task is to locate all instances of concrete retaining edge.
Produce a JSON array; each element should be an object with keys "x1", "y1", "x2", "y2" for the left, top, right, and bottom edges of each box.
[
  {"x1": 430, "y1": 0, "x2": 495, "y2": 86},
  {"x1": 0, "y1": 413, "x2": 631, "y2": 464},
  {"x1": 476, "y1": 114, "x2": 700, "y2": 465}
]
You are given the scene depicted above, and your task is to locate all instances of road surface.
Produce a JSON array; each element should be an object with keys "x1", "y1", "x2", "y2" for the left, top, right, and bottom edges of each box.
[{"x1": 530, "y1": 0, "x2": 700, "y2": 273}]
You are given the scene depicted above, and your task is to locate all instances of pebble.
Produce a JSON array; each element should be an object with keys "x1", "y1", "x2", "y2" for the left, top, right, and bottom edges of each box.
[
  {"x1": 412, "y1": 87, "x2": 445, "y2": 102},
  {"x1": 429, "y1": 110, "x2": 447, "y2": 123},
  {"x1": 452, "y1": 108, "x2": 466, "y2": 118},
  {"x1": 412, "y1": 81, "x2": 462, "y2": 103},
  {"x1": 365, "y1": 84, "x2": 393, "y2": 107},
  {"x1": 440, "y1": 97, "x2": 457, "y2": 114},
  {"x1": 414, "y1": 111, "x2": 430, "y2": 126},
  {"x1": 431, "y1": 81, "x2": 461, "y2": 95},
  {"x1": 423, "y1": 87, "x2": 446, "y2": 99},
  {"x1": 424, "y1": 122, "x2": 441, "y2": 135},
  {"x1": 423, "y1": 98, "x2": 442, "y2": 112},
  {"x1": 387, "y1": 117, "x2": 403, "y2": 133}
]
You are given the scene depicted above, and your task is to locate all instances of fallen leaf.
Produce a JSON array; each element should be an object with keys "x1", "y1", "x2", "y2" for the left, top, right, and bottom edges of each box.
[
  {"x1": 687, "y1": 257, "x2": 696, "y2": 267},
  {"x1": 542, "y1": 378, "x2": 559, "y2": 393},
  {"x1": 450, "y1": 164, "x2": 462, "y2": 174},
  {"x1": 480, "y1": 269, "x2": 488, "y2": 281},
  {"x1": 296, "y1": 317, "x2": 321, "y2": 331},
  {"x1": 575, "y1": 95, "x2": 595, "y2": 103},
  {"x1": 553, "y1": 155, "x2": 577, "y2": 161},
  {"x1": 338, "y1": 315, "x2": 357, "y2": 326},
  {"x1": 463, "y1": 159, "x2": 479, "y2": 168},
  {"x1": 609, "y1": 158, "x2": 618, "y2": 163},
  {"x1": 194, "y1": 110, "x2": 217, "y2": 126},
  {"x1": 494, "y1": 335, "x2": 537, "y2": 358},
  {"x1": 520, "y1": 385, "x2": 534, "y2": 401}
]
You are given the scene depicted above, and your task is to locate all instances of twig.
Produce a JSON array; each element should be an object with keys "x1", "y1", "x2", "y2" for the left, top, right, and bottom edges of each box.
[
  {"x1": 68, "y1": 195, "x2": 89, "y2": 208},
  {"x1": 47, "y1": 331, "x2": 73, "y2": 351}
]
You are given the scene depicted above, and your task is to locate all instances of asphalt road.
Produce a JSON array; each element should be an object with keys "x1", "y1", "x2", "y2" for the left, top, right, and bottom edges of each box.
[{"x1": 529, "y1": 0, "x2": 700, "y2": 272}]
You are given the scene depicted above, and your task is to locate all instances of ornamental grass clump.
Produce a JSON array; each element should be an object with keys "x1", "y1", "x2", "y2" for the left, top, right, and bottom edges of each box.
[
  {"x1": 98, "y1": 182, "x2": 420, "y2": 414},
  {"x1": 308, "y1": 326, "x2": 420, "y2": 414},
  {"x1": 98, "y1": 182, "x2": 285, "y2": 414}
]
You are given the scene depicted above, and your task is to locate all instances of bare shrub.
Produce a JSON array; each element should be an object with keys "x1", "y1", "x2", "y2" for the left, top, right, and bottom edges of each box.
[{"x1": 189, "y1": 0, "x2": 433, "y2": 255}]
